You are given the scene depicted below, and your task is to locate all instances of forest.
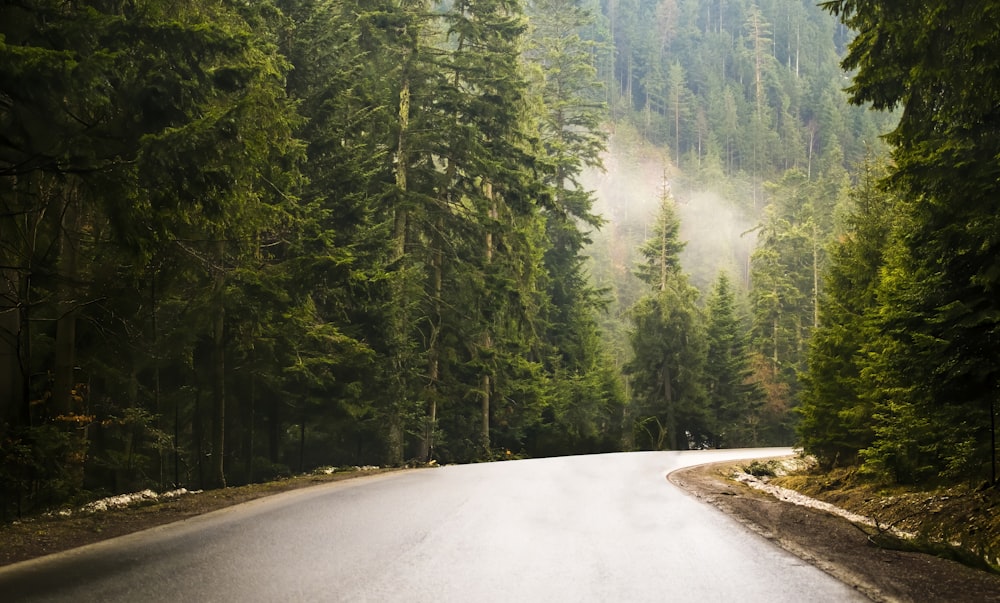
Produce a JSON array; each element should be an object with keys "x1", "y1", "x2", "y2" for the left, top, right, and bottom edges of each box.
[{"x1": 1, "y1": 0, "x2": 994, "y2": 516}]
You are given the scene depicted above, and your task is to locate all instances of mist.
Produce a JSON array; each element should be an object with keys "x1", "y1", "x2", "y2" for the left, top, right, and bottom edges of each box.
[{"x1": 582, "y1": 130, "x2": 758, "y2": 298}]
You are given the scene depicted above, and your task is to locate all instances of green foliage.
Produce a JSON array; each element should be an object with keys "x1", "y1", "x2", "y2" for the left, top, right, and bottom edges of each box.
[
  {"x1": 582, "y1": 0, "x2": 890, "y2": 454},
  {"x1": 0, "y1": 0, "x2": 911, "y2": 513},
  {"x1": 799, "y1": 161, "x2": 894, "y2": 469},
  {"x1": 0, "y1": 424, "x2": 88, "y2": 518},
  {"x1": 704, "y1": 272, "x2": 762, "y2": 447},
  {"x1": 596, "y1": 0, "x2": 890, "y2": 176},
  {"x1": 626, "y1": 287, "x2": 708, "y2": 449},
  {"x1": 634, "y1": 184, "x2": 685, "y2": 289},
  {"x1": 801, "y1": 0, "x2": 1000, "y2": 484},
  {"x1": 625, "y1": 192, "x2": 708, "y2": 450}
]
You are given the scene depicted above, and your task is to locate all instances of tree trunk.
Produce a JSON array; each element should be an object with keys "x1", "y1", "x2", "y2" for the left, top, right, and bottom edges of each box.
[
  {"x1": 662, "y1": 362, "x2": 677, "y2": 450},
  {"x1": 421, "y1": 221, "x2": 443, "y2": 462},
  {"x1": 52, "y1": 188, "x2": 86, "y2": 491},
  {"x1": 298, "y1": 418, "x2": 306, "y2": 473},
  {"x1": 150, "y1": 272, "x2": 164, "y2": 488},
  {"x1": 479, "y1": 186, "x2": 497, "y2": 459},
  {"x1": 0, "y1": 268, "x2": 25, "y2": 428},
  {"x1": 117, "y1": 366, "x2": 139, "y2": 491},
  {"x1": 211, "y1": 240, "x2": 227, "y2": 488},
  {"x1": 772, "y1": 311, "x2": 780, "y2": 366},
  {"x1": 812, "y1": 222, "x2": 820, "y2": 329},
  {"x1": 194, "y1": 386, "x2": 204, "y2": 489},
  {"x1": 480, "y1": 371, "x2": 491, "y2": 458},
  {"x1": 267, "y1": 396, "x2": 280, "y2": 465},
  {"x1": 247, "y1": 372, "x2": 255, "y2": 483},
  {"x1": 674, "y1": 91, "x2": 680, "y2": 161},
  {"x1": 52, "y1": 192, "x2": 80, "y2": 418},
  {"x1": 0, "y1": 182, "x2": 25, "y2": 426},
  {"x1": 751, "y1": 11, "x2": 764, "y2": 116},
  {"x1": 385, "y1": 75, "x2": 411, "y2": 467}
]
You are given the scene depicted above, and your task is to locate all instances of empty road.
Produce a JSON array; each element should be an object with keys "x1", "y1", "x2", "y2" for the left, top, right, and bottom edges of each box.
[{"x1": 0, "y1": 448, "x2": 866, "y2": 602}]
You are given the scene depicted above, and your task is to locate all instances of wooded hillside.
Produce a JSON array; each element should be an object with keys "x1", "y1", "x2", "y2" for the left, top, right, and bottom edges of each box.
[{"x1": 585, "y1": 0, "x2": 892, "y2": 451}]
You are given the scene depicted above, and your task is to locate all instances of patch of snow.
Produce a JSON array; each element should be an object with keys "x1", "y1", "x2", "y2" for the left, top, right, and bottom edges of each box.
[
  {"x1": 734, "y1": 472, "x2": 915, "y2": 540},
  {"x1": 50, "y1": 488, "x2": 200, "y2": 518},
  {"x1": 81, "y1": 489, "x2": 158, "y2": 513}
]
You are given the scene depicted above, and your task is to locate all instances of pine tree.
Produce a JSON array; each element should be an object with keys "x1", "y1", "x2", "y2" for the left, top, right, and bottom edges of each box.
[
  {"x1": 625, "y1": 180, "x2": 707, "y2": 449},
  {"x1": 748, "y1": 168, "x2": 844, "y2": 444},
  {"x1": 824, "y1": 0, "x2": 1000, "y2": 482},
  {"x1": 0, "y1": 0, "x2": 302, "y2": 496},
  {"x1": 798, "y1": 161, "x2": 894, "y2": 468},
  {"x1": 523, "y1": 0, "x2": 624, "y2": 454},
  {"x1": 704, "y1": 271, "x2": 761, "y2": 447}
]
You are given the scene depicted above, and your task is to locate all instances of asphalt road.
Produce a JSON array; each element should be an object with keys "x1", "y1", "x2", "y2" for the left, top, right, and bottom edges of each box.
[{"x1": 0, "y1": 448, "x2": 867, "y2": 602}]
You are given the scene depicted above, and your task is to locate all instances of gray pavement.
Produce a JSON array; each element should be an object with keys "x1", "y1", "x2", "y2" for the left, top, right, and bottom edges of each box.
[{"x1": 0, "y1": 448, "x2": 867, "y2": 602}]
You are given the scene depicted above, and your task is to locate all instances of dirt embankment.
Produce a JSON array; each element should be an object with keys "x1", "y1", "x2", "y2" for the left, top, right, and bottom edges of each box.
[{"x1": 670, "y1": 461, "x2": 1000, "y2": 602}]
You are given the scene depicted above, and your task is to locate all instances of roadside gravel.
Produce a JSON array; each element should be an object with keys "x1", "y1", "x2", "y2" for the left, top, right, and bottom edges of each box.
[{"x1": 670, "y1": 461, "x2": 1000, "y2": 602}]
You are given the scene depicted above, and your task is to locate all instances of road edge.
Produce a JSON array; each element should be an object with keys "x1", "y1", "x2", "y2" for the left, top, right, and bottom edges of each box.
[{"x1": 669, "y1": 458, "x2": 894, "y2": 603}]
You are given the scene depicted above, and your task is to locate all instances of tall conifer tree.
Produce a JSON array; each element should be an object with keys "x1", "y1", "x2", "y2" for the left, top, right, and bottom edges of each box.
[
  {"x1": 824, "y1": 0, "x2": 1000, "y2": 482},
  {"x1": 625, "y1": 181, "x2": 707, "y2": 450}
]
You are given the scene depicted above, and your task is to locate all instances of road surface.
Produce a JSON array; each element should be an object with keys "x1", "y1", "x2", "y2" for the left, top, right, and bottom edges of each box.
[{"x1": 0, "y1": 448, "x2": 867, "y2": 602}]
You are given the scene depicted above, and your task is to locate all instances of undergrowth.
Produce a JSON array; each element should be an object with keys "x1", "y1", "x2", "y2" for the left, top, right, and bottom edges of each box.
[{"x1": 770, "y1": 460, "x2": 1000, "y2": 574}]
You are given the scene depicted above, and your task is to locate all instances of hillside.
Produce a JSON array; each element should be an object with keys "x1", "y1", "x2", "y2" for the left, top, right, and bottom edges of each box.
[{"x1": 583, "y1": 0, "x2": 896, "y2": 450}]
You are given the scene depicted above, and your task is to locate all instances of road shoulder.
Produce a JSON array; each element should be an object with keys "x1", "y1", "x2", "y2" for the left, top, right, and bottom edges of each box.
[{"x1": 669, "y1": 461, "x2": 1000, "y2": 602}]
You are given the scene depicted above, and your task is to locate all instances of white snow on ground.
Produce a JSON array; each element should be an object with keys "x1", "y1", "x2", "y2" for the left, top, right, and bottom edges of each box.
[
  {"x1": 10, "y1": 489, "x2": 195, "y2": 524},
  {"x1": 47, "y1": 488, "x2": 201, "y2": 518},
  {"x1": 48, "y1": 465, "x2": 382, "y2": 518},
  {"x1": 734, "y1": 471, "x2": 915, "y2": 540},
  {"x1": 315, "y1": 465, "x2": 381, "y2": 474}
]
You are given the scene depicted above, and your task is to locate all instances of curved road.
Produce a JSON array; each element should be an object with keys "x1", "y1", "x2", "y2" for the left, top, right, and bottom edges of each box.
[{"x1": 0, "y1": 448, "x2": 866, "y2": 602}]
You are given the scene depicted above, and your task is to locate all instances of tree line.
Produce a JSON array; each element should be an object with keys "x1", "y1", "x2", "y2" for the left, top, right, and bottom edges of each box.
[
  {"x1": 4, "y1": 0, "x2": 965, "y2": 517},
  {"x1": 607, "y1": 0, "x2": 1000, "y2": 487},
  {"x1": 587, "y1": 0, "x2": 893, "y2": 451},
  {"x1": 0, "y1": 0, "x2": 631, "y2": 514}
]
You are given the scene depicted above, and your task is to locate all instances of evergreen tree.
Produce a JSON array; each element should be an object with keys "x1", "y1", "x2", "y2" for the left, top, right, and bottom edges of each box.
[
  {"x1": 798, "y1": 161, "x2": 894, "y2": 468},
  {"x1": 259, "y1": 0, "x2": 394, "y2": 472},
  {"x1": 704, "y1": 272, "x2": 761, "y2": 447},
  {"x1": 748, "y1": 169, "x2": 844, "y2": 444},
  {"x1": 523, "y1": 0, "x2": 624, "y2": 454},
  {"x1": 0, "y1": 0, "x2": 302, "y2": 496},
  {"x1": 824, "y1": 0, "x2": 1000, "y2": 482},
  {"x1": 625, "y1": 181, "x2": 707, "y2": 449}
]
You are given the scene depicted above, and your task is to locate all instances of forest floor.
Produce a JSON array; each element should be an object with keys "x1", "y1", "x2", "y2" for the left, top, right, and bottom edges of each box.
[{"x1": 3, "y1": 458, "x2": 1000, "y2": 601}]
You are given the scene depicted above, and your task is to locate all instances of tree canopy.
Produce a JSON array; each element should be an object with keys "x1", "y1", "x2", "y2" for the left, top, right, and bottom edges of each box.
[
  {"x1": 798, "y1": 0, "x2": 1000, "y2": 483},
  {"x1": 0, "y1": 0, "x2": 625, "y2": 514}
]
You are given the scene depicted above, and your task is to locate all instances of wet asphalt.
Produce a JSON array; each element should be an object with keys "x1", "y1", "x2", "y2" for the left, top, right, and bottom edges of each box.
[{"x1": 0, "y1": 448, "x2": 867, "y2": 602}]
